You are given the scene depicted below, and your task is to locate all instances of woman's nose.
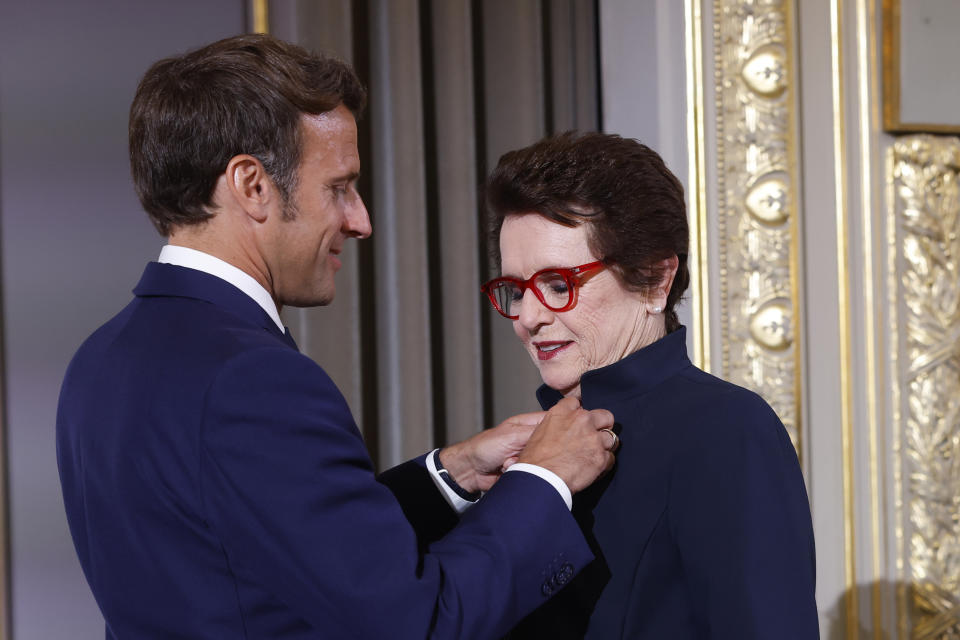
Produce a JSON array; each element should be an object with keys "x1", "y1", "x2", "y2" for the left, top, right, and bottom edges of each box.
[{"x1": 515, "y1": 287, "x2": 552, "y2": 330}]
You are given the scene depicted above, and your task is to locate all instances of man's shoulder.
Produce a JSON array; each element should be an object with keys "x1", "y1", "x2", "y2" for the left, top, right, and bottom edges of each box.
[
  {"x1": 61, "y1": 292, "x2": 311, "y2": 416},
  {"x1": 74, "y1": 294, "x2": 281, "y2": 365},
  {"x1": 58, "y1": 292, "x2": 344, "y2": 457}
]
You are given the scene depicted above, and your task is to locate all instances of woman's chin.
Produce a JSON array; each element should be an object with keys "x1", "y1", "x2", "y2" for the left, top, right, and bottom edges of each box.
[
  {"x1": 529, "y1": 350, "x2": 583, "y2": 396},
  {"x1": 540, "y1": 374, "x2": 580, "y2": 398}
]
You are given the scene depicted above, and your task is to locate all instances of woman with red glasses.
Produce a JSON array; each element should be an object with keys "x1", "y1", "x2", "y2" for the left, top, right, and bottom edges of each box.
[{"x1": 483, "y1": 132, "x2": 819, "y2": 639}]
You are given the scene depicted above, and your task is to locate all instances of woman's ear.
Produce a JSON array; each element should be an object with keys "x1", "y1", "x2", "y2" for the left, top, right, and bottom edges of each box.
[{"x1": 649, "y1": 254, "x2": 679, "y2": 313}]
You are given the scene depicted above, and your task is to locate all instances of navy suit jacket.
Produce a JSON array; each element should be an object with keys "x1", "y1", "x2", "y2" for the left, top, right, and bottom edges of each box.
[
  {"x1": 507, "y1": 328, "x2": 819, "y2": 639},
  {"x1": 56, "y1": 262, "x2": 592, "y2": 639}
]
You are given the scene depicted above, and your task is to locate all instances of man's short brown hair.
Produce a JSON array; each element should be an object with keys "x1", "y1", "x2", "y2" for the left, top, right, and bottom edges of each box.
[{"x1": 129, "y1": 33, "x2": 366, "y2": 236}]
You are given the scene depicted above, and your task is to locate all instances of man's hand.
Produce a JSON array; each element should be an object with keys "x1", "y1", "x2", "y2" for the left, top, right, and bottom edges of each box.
[
  {"x1": 515, "y1": 397, "x2": 616, "y2": 494},
  {"x1": 438, "y1": 412, "x2": 545, "y2": 493}
]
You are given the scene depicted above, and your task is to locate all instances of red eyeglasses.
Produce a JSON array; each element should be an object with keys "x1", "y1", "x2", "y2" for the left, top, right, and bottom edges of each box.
[{"x1": 481, "y1": 261, "x2": 607, "y2": 319}]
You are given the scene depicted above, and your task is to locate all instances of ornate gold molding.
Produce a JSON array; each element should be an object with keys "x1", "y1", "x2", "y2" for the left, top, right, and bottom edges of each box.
[
  {"x1": 829, "y1": 1, "x2": 859, "y2": 633},
  {"x1": 854, "y1": 0, "x2": 885, "y2": 634},
  {"x1": 890, "y1": 135, "x2": 960, "y2": 639},
  {"x1": 686, "y1": 0, "x2": 711, "y2": 372},
  {"x1": 713, "y1": 0, "x2": 802, "y2": 454}
]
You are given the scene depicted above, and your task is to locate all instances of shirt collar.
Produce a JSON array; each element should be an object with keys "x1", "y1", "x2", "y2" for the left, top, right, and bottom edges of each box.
[
  {"x1": 536, "y1": 327, "x2": 693, "y2": 411},
  {"x1": 157, "y1": 245, "x2": 284, "y2": 331}
]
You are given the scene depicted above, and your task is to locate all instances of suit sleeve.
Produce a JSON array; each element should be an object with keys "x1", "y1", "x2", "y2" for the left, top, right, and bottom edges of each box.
[
  {"x1": 377, "y1": 454, "x2": 459, "y2": 548},
  {"x1": 668, "y1": 392, "x2": 819, "y2": 639},
  {"x1": 198, "y1": 347, "x2": 592, "y2": 640}
]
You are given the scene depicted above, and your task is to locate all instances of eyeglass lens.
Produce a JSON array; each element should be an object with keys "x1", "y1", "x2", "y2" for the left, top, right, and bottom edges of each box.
[{"x1": 491, "y1": 271, "x2": 572, "y2": 317}]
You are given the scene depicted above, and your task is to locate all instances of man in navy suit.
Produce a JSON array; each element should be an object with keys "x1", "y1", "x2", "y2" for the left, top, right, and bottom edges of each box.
[{"x1": 56, "y1": 34, "x2": 617, "y2": 639}]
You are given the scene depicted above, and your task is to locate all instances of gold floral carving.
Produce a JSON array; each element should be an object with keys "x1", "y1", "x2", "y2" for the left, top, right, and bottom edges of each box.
[
  {"x1": 714, "y1": 0, "x2": 801, "y2": 452},
  {"x1": 890, "y1": 135, "x2": 960, "y2": 639}
]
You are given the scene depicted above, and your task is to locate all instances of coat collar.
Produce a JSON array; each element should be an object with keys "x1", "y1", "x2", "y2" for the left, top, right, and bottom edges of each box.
[
  {"x1": 536, "y1": 327, "x2": 692, "y2": 411},
  {"x1": 133, "y1": 262, "x2": 287, "y2": 340}
]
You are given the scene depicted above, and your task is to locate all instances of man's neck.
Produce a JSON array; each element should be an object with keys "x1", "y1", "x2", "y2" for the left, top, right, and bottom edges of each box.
[
  {"x1": 160, "y1": 241, "x2": 284, "y2": 331},
  {"x1": 168, "y1": 226, "x2": 273, "y2": 297}
]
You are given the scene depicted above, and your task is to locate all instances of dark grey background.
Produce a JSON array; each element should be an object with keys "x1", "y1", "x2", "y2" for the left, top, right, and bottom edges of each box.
[{"x1": 0, "y1": 1, "x2": 246, "y2": 636}]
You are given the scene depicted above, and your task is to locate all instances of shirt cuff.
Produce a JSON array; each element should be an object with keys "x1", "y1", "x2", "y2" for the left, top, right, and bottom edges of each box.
[
  {"x1": 426, "y1": 448, "x2": 477, "y2": 515},
  {"x1": 505, "y1": 463, "x2": 573, "y2": 510}
]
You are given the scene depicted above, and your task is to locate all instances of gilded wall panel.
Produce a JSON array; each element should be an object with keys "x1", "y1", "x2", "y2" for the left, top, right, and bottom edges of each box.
[
  {"x1": 714, "y1": 0, "x2": 801, "y2": 452},
  {"x1": 890, "y1": 135, "x2": 960, "y2": 639}
]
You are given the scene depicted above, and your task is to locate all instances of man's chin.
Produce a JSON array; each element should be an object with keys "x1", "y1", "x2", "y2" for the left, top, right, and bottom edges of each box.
[{"x1": 282, "y1": 287, "x2": 335, "y2": 309}]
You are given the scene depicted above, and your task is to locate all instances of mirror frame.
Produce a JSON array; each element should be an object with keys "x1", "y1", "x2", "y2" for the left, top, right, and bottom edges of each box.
[{"x1": 882, "y1": 0, "x2": 960, "y2": 133}]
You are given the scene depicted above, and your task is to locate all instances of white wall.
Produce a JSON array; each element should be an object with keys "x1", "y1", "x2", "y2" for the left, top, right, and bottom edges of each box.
[{"x1": 599, "y1": 0, "x2": 693, "y2": 339}]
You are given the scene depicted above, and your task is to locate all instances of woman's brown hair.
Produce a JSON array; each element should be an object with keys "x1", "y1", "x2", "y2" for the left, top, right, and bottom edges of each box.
[{"x1": 486, "y1": 131, "x2": 690, "y2": 333}]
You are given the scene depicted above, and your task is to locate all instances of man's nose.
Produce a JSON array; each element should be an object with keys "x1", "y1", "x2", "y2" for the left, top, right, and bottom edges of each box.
[{"x1": 345, "y1": 196, "x2": 372, "y2": 239}]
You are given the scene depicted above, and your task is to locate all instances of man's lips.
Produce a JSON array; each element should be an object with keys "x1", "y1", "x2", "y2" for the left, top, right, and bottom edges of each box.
[
  {"x1": 534, "y1": 341, "x2": 572, "y2": 361},
  {"x1": 329, "y1": 248, "x2": 343, "y2": 270}
]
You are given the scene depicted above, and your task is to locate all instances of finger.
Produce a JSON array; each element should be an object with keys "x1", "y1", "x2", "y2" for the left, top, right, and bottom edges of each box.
[
  {"x1": 502, "y1": 411, "x2": 547, "y2": 427},
  {"x1": 501, "y1": 428, "x2": 536, "y2": 455},
  {"x1": 599, "y1": 428, "x2": 619, "y2": 452},
  {"x1": 595, "y1": 449, "x2": 617, "y2": 477},
  {"x1": 551, "y1": 396, "x2": 582, "y2": 414},
  {"x1": 501, "y1": 422, "x2": 537, "y2": 438},
  {"x1": 588, "y1": 408, "x2": 615, "y2": 429},
  {"x1": 502, "y1": 456, "x2": 518, "y2": 471},
  {"x1": 604, "y1": 451, "x2": 616, "y2": 472}
]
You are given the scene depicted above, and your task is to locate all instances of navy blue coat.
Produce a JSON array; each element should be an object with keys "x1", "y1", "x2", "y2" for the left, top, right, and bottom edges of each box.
[
  {"x1": 56, "y1": 262, "x2": 592, "y2": 639},
  {"x1": 507, "y1": 328, "x2": 819, "y2": 639}
]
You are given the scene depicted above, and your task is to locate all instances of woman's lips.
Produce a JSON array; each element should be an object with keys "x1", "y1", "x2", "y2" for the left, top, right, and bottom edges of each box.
[{"x1": 535, "y1": 341, "x2": 572, "y2": 361}]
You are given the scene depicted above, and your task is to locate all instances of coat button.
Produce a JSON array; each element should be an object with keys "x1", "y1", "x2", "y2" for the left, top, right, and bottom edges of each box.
[{"x1": 541, "y1": 580, "x2": 555, "y2": 597}]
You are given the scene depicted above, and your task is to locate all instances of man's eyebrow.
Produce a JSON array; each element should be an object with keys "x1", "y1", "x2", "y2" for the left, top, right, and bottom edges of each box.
[{"x1": 333, "y1": 171, "x2": 360, "y2": 183}]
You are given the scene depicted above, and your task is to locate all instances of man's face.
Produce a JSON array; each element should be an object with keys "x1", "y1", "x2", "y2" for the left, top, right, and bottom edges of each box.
[{"x1": 268, "y1": 105, "x2": 370, "y2": 308}]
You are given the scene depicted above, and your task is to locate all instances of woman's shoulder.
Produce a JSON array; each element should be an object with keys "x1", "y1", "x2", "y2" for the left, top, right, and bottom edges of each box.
[
  {"x1": 650, "y1": 366, "x2": 787, "y2": 449},
  {"x1": 656, "y1": 365, "x2": 777, "y2": 419}
]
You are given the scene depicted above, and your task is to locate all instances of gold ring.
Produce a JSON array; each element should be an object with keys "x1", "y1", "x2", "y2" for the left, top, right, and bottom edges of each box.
[{"x1": 600, "y1": 428, "x2": 618, "y2": 450}]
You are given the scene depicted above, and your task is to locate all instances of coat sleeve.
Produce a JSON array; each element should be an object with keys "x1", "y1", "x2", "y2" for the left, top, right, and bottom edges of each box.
[
  {"x1": 377, "y1": 454, "x2": 460, "y2": 548},
  {"x1": 199, "y1": 346, "x2": 592, "y2": 640},
  {"x1": 668, "y1": 391, "x2": 819, "y2": 639}
]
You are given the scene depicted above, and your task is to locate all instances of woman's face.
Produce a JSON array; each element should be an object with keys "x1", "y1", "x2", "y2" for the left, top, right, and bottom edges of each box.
[{"x1": 500, "y1": 214, "x2": 668, "y2": 398}]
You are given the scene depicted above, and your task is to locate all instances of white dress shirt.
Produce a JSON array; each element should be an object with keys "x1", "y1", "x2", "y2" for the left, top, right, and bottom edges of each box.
[
  {"x1": 157, "y1": 244, "x2": 572, "y2": 513},
  {"x1": 159, "y1": 245, "x2": 284, "y2": 331}
]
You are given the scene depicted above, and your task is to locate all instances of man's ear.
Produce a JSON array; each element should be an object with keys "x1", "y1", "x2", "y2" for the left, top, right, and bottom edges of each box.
[{"x1": 224, "y1": 154, "x2": 275, "y2": 223}]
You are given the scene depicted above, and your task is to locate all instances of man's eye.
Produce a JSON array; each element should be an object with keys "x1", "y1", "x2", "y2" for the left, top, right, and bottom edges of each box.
[{"x1": 331, "y1": 184, "x2": 348, "y2": 195}]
